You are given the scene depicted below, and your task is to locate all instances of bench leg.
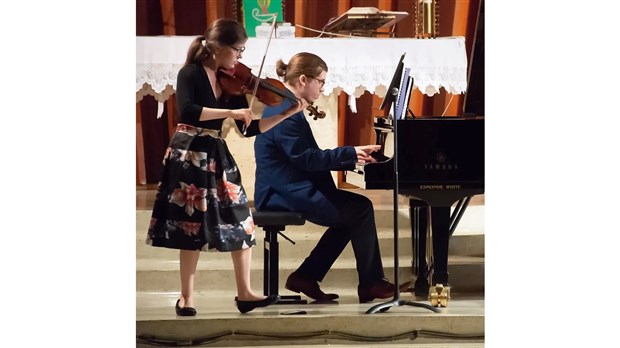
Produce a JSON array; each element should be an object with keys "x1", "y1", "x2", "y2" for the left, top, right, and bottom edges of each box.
[{"x1": 263, "y1": 227, "x2": 307, "y2": 305}]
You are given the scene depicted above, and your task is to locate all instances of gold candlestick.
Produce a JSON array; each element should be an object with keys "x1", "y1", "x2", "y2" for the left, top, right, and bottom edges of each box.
[{"x1": 414, "y1": 0, "x2": 439, "y2": 39}]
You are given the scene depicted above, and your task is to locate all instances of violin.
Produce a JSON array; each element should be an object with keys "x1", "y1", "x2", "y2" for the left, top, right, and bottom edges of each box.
[{"x1": 217, "y1": 62, "x2": 326, "y2": 120}]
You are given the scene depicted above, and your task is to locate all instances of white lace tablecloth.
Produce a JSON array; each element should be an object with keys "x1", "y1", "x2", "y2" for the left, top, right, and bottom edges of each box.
[{"x1": 137, "y1": 36, "x2": 468, "y2": 104}]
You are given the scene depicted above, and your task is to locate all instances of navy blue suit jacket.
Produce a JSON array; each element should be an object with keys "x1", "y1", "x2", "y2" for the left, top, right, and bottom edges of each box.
[{"x1": 254, "y1": 97, "x2": 358, "y2": 213}]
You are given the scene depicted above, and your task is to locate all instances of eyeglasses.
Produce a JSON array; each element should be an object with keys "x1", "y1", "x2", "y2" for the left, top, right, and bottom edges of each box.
[
  {"x1": 227, "y1": 45, "x2": 246, "y2": 54},
  {"x1": 308, "y1": 76, "x2": 326, "y2": 88}
]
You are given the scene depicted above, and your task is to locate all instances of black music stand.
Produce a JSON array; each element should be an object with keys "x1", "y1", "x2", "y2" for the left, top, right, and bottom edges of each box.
[{"x1": 366, "y1": 81, "x2": 439, "y2": 315}]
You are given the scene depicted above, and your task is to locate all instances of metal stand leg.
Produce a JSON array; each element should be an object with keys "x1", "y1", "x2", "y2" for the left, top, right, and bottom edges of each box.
[{"x1": 365, "y1": 115, "x2": 438, "y2": 314}]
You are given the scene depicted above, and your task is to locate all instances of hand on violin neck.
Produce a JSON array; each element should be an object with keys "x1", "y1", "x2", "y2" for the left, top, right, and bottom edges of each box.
[{"x1": 229, "y1": 108, "x2": 254, "y2": 128}]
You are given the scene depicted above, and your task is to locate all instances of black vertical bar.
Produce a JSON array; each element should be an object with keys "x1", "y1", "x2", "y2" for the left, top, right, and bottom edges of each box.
[
  {"x1": 263, "y1": 228, "x2": 271, "y2": 296},
  {"x1": 411, "y1": 199, "x2": 429, "y2": 296},
  {"x1": 410, "y1": 201, "x2": 417, "y2": 273},
  {"x1": 270, "y1": 231, "x2": 279, "y2": 295},
  {"x1": 263, "y1": 227, "x2": 280, "y2": 296},
  {"x1": 431, "y1": 207, "x2": 451, "y2": 285},
  {"x1": 392, "y1": 107, "x2": 400, "y2": 300}
]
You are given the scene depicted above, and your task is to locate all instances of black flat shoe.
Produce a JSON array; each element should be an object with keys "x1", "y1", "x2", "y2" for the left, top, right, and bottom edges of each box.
[
  {"x1": 175, "y1": 299, "x2": 197, "y2": 316},
  {"x1": 235, "y1": 295, "x2": 280, "y2": 314}
]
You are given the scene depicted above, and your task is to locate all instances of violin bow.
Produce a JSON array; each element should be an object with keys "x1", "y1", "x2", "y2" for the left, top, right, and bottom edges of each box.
[
  {"x1": 249, "y1": 14, "x2": 278, "y2": 109},
  {"x1": 243, "y1": 14, "x2": 278, "y2": 135}
]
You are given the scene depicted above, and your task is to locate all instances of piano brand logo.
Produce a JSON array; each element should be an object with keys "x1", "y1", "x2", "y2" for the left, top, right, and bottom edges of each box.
[{"x1": 424, "y1": 152, "x2": 459, "y2": 170}]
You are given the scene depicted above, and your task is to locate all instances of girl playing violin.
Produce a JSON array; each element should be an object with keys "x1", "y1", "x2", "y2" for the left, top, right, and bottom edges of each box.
[
  {"x1": 145, "y1": 18, "x2": 305, "y2": 315},
  {"x1": 254, "y1": 52, "x2": 406, "y2": 303}
]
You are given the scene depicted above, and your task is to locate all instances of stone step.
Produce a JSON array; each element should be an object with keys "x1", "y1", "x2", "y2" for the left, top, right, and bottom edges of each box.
[
  {"x1": 136, "y1": 207, "x2": 485, "y2": 260},
  {"x1": 136, "y1": 291, "x2": 484, "y2": 347},
  {"x1": 136, "y1": 205, "x2": 485, "y2": 238},
  {"x1": 137, "y1": 231, "x2": 484, "y2": 263},
  {"x1": 135, "y1": 192, "x2": 485, "y2": 347},
  {"x1": 136, "y1": 255, "x2": 484, "y2": 294}
]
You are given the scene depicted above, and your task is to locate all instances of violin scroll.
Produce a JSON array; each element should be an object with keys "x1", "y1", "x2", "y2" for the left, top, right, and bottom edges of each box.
[{"x1": 306, "y1": 103, "x2": 326, "y2": 120}]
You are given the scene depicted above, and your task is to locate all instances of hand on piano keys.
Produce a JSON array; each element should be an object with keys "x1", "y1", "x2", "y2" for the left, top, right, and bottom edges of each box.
[{"x1": 354, "y1": 144, "x2": 382, "y2": 164}]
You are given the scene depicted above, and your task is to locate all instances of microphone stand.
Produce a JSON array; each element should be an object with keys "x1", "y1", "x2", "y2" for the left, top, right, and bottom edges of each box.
[{"x1": 366, "y1": 87, "x2": 439, "y2": 314}]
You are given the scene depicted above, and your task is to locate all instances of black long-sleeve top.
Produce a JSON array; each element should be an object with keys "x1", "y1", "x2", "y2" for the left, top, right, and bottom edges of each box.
[{"x1": 175, "y1": 62, "x2": 261, "y2": 137}]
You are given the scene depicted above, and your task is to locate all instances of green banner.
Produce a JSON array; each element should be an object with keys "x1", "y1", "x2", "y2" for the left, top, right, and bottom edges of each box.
[{"x1": 242, "y1": 0, "x2": 283, "y2": 37}]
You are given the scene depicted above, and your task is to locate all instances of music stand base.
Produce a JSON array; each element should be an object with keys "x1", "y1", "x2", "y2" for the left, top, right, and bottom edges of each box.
[{"x1": 365, "y1": 297, "x2": 440, "y2": 314}]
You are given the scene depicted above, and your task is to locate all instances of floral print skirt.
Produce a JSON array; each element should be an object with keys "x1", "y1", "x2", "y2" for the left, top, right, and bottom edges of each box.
[{"x1": 146, "y1": 124, "x2": 255, "y2": 252}]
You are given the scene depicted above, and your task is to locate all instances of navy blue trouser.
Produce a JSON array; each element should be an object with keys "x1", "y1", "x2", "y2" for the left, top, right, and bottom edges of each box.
[{"x1": 292, "y1": 189, "x2": 385, "y2": 286}]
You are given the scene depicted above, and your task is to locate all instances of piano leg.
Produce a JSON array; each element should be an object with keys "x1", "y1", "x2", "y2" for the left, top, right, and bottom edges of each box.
[
  {"x1": 431, "y1": 207, "x2": 450, "y2": 286},
  {"x1": 410, "y1": 199, "x2": 430, "y2": 296},
  {"x1": 410, "y1": 200, "x2": 452, "y2": 295}
]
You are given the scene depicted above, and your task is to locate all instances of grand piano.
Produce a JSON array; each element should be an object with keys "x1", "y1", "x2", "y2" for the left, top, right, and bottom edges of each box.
[{"x1": 345, "y1": 115, "x2": 484, "y2": 296}]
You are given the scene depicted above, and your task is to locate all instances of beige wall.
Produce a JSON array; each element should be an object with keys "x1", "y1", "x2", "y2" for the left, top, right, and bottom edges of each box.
[{"x1": 223, "y1": 93, "x2": 340, "y2": 203}]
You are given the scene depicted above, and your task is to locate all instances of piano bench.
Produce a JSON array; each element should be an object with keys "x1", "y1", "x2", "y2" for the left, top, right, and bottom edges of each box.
[{"x1": 252, "y1": 210, "x2": 308, "y2": 305}]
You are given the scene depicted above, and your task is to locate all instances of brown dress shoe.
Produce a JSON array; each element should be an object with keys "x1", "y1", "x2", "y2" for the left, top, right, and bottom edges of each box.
[
  {"x1": 285, "y1": 272, "x2": 339, "y2": 301},
  {"x1": 357, "y1": 279, "x2": 413, "y2": 303}
]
